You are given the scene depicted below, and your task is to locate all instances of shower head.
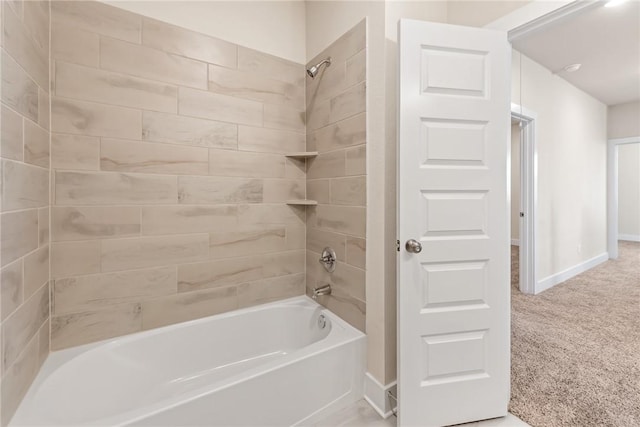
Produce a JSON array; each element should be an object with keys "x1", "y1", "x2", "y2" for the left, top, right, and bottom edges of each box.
[{"x1": 306, "y1": 58, "x2": 331, "y2": 79}]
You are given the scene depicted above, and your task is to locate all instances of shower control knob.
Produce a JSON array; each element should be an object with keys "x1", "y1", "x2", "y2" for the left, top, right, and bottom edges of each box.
[{"x1": 405, "y1": 239, "x2": 422, "y2": 254}]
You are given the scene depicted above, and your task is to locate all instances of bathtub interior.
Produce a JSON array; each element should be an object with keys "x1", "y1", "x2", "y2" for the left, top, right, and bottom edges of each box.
[{"x1": 11, "y1": 297, "x2": 365, "y2": 427}]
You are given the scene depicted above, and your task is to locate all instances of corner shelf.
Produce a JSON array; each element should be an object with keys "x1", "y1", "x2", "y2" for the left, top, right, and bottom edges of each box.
[
  {"x1": 286, "y1": 200, "x2": 318, "y2": 206},
  {"x1": 285, "y1": 151, "x2": 318, "y2": 159}
]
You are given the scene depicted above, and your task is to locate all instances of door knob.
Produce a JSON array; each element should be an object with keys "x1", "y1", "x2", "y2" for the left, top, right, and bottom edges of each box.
[{"x1": 405, "y1": 239, "x2": 422, "y2": 253}]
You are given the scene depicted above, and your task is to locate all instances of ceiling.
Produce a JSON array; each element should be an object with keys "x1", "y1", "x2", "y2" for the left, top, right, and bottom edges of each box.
[{"x1": 513, "y1": 0, "x2": 640, "y2": 106}]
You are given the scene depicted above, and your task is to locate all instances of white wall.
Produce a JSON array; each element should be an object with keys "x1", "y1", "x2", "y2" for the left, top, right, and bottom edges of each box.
[
  {"x1": 511, "y1": 124, "x2": 521, "y2": 242},
  {"x1": 447, "y1": 0, "x2": 532, "y2": 27},
  {"x1": 618, "y1": 143, "x2": 640, "y2": 239},
  {"x1": 512, "y1": 50, "x2": 608, "y2": 283},
  {"x1": 608, "y1": 101, "x2": 640, "y2": 240},
  {"x1": 103, "y1": 1, "x2": 306, "y2": 63},
  {"x1": 608, "y1": 101, "x2": 640, "y2": 139}
]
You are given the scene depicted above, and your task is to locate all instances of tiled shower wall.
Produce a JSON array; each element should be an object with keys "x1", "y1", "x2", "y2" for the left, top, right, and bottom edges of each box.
[
  {"x1": 0, "y1": 1, "x2": 51, "y2": 424},
  {"x1": 305, "y1": 21, "x2": 367, "y2": 331},
  {"x1": 49, "y1": 1, "x2": 308, "y2": 350}
]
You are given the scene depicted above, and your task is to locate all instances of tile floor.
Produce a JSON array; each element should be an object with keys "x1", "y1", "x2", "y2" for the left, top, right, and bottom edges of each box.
[{"x1": 310, "y1": 400, "x2": 531, "y2": 427}]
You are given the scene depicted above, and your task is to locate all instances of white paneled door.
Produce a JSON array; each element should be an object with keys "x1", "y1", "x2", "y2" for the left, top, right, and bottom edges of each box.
[{"x1": 397, "y1": 20, "x2": 511, "y2": 426}]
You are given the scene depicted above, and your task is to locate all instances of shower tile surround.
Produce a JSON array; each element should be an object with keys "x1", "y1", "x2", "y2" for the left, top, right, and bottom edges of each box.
[
  {"x1": 48, "y1": 0, "x2": 311, "y2": 350},
  {"x1": 305, "y1": 21, "x2": 367, "y2": 331},
  {"x1": 0, "y1": 1, "x2": 366, "y2": 422},
  {"x1": 0, "y1": 1, "x2": 51, "y2": 424}
]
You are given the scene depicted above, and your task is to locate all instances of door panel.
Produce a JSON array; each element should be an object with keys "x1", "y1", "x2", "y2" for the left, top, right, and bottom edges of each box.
[{"x1": 397, "y1": 19, "x2": 510, "y2": 426}]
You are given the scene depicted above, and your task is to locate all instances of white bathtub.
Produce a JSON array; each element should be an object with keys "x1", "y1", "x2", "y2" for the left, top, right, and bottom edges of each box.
[{"x1": 11, "y1": 296, "x2": 366, "y2": 426}]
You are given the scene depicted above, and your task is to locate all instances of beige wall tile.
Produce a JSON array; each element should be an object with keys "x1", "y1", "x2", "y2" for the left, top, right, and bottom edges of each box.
[
  {"x1": 209, "y1": 149, "x2": 285, "y2": 178},
  {"x1": 285, "y1": 227, "x2": 306, "y2": 250},
  {"x1": 51, "y1": 23, "x2": 99, "y2": 67},
  {"x1": 263, "y1": 179, "x2": 305, "y2": 203},
  {"x1": 55, "y1": 62, "x2": 178, "y2": 113},
  {"x1": 311, "y1": 113, "x2": 366, "y2": 153},
  {"x1": 1, "y1": 105, "x2": 23, "y2": 161},
  {"x1": 306, "y1": 60, "x2": 346, "y2": 106},
  {"x1": 101, "y1": 38, "x2": 207, "y2": 90},
  {"x1": 306, "y1": 150, "x2": 346, "y2": 179},
  {"x1": 23, "y1": 245, "x2": 49, "y2": 299},
  {"x1": 55, "y1": 171, "x2": 177, "y2": 205},
  {"x1": 1, "y1": 50, "x2": 39, "y2": 122},
  {"x1": 178, "y1": 257, "x2": 262, "y2": 293},
  {"x1": 49, "y1": 98, "x2": 131, "y2": 141},
  {"x1": 179, "y1": 87, "x2": 262, "y2": 126},
  {"x1": 38, "y1": 207, "x2": 49, "y2": 245},
  {"x1": 1, "y1": 260, "x2": 23, "y2": 321},
  {"x1": 24, "y1": 119, "x2": 49, "y2": 168},
  {"x1": 3, "y1": 5, "x2": 48, "y2": 89},
  {"x1": 307, "y1": 227, "x2": 347, "y2": 267},
  {"x1": 308, "y1": 257, "x2": 365, "y2": 303},
  {"x1": 306, "y1": 228, "x2": 346, "y2": 261},
  {"x1": 314, "y1": 205, "x2": 366, "y2": 238},
  {"x1": 52, "y1": 206, "x2": 141, "y2": 241},
  {"x1": 306, "y1": 98, "x2": 330, "y2": 132},
  {"x1": 51, "y1": 1, "x2": 141, "y2": 43},
  {"x1": 51, "y1": 133, "x2": 100, "y2": 171},
  {"x1": 51, "y1": 303, "x2": 142, "y2": 350},
  {"x1": 142, "y1": 18, "x2": 236, "y2": 68},
  {"x1": 37, "y1": 88, "x2": 49, "y2": 130},
  {"x1": 141, "y1": 205, "x2": 238, "y2": 235},
  {"x1": 238, "y1": 273, "x2": 304, "y2": 308},
  {"x1": 238, "y1": 47, "x2": 304, "y2": 86},
  {"x1": 345, "y1": 49, "x2": 366, "y2": 87},
  {"x1": 208, "y1": 64, "x2": 303, "y2": 108},
  {"x1": 263, "y1": 103, "x2": 305, "y2": 132},
  {"x1": 331, "y1": 176, "x2": 366, "y2": 206},
  {"x1": 101, "y1": 234, "x2": 209, "y2": 273},
  {"x1": 51, "y1": 240, "x2": 100, "y2": 279},
  {"x1": 1, "y1": 160, "x2": 49, "y2": 211},
  {"x1": 307, "y1": 179, "x2": 330, "y2": 204},
  {"x1": 141, "y1": 286, "x2": 237, "y2": 330},
  {"x1": 1, "y1": 330, "x2": 40, "y2": 426},
  {"x1": 2, "y1": 283, "x2": 48, "y2": 370},
  {"x1": 1, "y1": 210, "x2": 38, "y2": 267},
  {"x1": 51, "y1": 97, "x2": 141, "y2": 139},
  {"x1": 346, "y1": 237, "x2": 366, "y2": 269},
  {"x1": 237, "y1": 126, "x2": 305, "y2": 154},
  {"x1": 330, "y1": 82, "x2": 366, "y2": 123},
  {"x1": 54, "y1": 267, "x2": 176, "y2": 315},
  {"x1": 345, "y1": 145, "x2": 366, "y2": 176},
  {"x1": 37, "y1": 317, "x2": 49, "y2": 366},
  {"x1": 209, "y1": 228, "x2": 286, "y2": 259},
  {"x1": 262, "y1": 250, "x2": 305, "y2": 278},
  {"x1": 237, "y1": 204, "x2": 305, "y2": 228},
  {"x1": 315, "y1": 287, "x2": 365, "y2": 332},
  {"x1": 178, "y1": 176, "x2": 263, "y2": 204},
  {"x1": 101, "y1": 139, "x2": 208, "y2": 175},
  {"x1": 285, "y1": 157, "x2": 306, "y2": 179},
  {"x1": 142, "y1": 111, "x2": 237, "y2": 150},
  {"x1": 22, "y1": 1, "x2": 50, "y2": 56}
]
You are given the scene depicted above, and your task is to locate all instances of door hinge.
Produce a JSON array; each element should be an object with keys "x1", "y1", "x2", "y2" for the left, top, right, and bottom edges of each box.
[
  {"x1": 520, "y1": 212, "x2": 524, "y2": 218},
  {"x1": 396, "y1": 239, "x2": 400, "y2": 252}
]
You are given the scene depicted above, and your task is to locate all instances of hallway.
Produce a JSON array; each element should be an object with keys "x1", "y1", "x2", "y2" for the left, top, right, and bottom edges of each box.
[{"x1": 510, "y1": 242, "x2": 640, "y2": 426}]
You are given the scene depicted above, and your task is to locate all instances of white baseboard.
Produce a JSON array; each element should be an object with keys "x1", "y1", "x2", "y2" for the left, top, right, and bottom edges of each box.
[
  {"x1": 511, "y1": 239, "x2": 520, "y2": 246},
  {"x1": 536, "y1": 252, "x2": 609, "y2": 294},
  {"x1": 619, "y1": 234, "x2": 640, "y2": 242},
  {"x1": 364, "y1": 372, "x2": 397, "y2": 419}
]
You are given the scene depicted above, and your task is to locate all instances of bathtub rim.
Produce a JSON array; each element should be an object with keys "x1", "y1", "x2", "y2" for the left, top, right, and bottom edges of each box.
[{"x1": 13, "y1": 295, "x2": 366, "y2": 427}]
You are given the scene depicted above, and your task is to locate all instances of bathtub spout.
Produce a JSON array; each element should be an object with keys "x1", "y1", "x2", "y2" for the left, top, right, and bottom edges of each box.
[{"x1": 312, "y1": 284, "x2": 332, "y2": 300}]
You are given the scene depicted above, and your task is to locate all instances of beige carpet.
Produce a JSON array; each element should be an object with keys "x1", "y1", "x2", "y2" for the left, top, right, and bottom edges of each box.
[{"x1": 509, "y1": 242, "x2": 640, "y2": 427}]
